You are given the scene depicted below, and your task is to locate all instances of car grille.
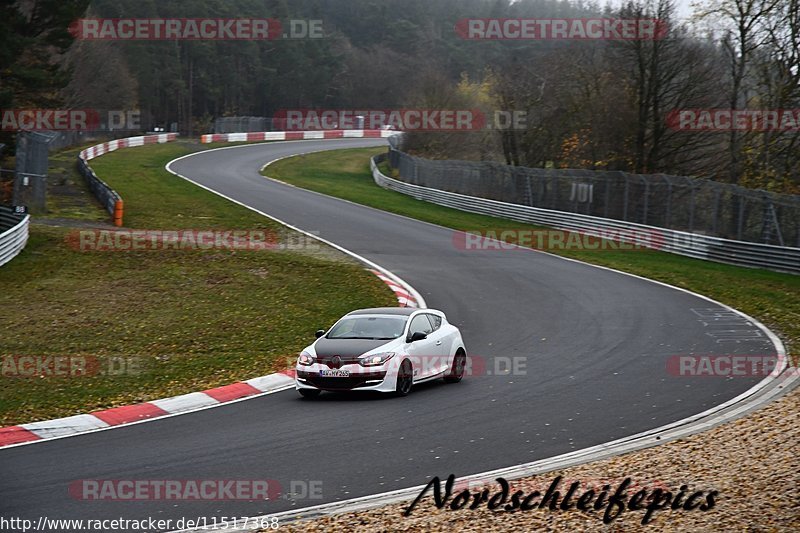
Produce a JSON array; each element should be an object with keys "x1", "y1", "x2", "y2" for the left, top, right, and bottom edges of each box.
[
  {"x1": 316, "y1": 355, "x2": 362, "y2": 368},
  {"x1": 301, "y1": 371, "x2": 387, "y2": 390}
]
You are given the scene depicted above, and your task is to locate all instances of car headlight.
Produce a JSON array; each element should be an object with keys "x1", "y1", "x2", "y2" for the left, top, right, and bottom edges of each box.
[
  {"x1": 297, "y1": 351, "x2": 316, "y2": 366},
  {"x1": 359, "y1": 352, "x2": 395, "y2": 367}
]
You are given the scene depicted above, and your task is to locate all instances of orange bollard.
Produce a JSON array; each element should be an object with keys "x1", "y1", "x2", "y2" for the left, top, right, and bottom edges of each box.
[{"x1": 113, "y1": 200, "x2": 124, "y2": 227}]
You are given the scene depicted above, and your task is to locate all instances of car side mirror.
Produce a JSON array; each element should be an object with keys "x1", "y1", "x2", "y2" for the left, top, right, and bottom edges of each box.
[
  {"x1": 315, "y1": 329, "x2": 326, "y2": 339},
  {"x1": 408, "y1": 331, "x2": 427, "y2": 343}
]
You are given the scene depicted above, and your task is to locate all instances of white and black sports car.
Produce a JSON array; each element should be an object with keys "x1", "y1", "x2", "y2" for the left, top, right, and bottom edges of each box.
[{"x1": 295, "y1": 307, "x2": 467, "y2": 397}]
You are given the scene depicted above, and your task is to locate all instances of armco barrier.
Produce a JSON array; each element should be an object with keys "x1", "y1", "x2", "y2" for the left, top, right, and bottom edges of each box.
[
  {"x1": 371, "y1": 154, "x2": 800, "y2": 274},
  {"x1": 0, "y1": 206, "x2": 30, "y2": 267},
  {"x1": 201, "y1": 129, "x2": 396, "y2": 143},
  {"x1": 78, "y1": 134, "x2": 179, "y2": 226},
  {"x1": 387, "y1": 147, "x2": 800, "y2": 248}
]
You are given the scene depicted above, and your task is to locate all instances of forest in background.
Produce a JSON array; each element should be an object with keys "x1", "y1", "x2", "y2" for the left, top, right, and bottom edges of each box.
[{"x1": 1, "y1": 0, "x2": 798, "y2": 194}]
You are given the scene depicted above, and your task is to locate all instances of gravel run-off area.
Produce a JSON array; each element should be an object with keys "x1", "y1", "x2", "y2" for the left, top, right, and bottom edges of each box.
[{"x1": 272, "y1": 377, "x2": 799, "y2": 532}]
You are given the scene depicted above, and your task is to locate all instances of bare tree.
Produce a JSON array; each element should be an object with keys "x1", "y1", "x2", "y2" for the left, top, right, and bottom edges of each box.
[
  {"x1": 609, "y1": 0, "x2": 724, "y2": 175},
  {"x1": 61, "y1": 40, "x2": 138, "y2": 112},
  {"x1": 744, "y1": 0, "x2": 800, "y2": 192},
  {"x1": 697, "y1": 0, "x2": 780, "y2": 183}
]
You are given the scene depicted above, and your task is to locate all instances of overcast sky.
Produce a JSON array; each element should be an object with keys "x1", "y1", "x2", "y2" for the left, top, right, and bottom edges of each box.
[{"x1": 605, "y1": 0, "x2": 699, "y2": 22}]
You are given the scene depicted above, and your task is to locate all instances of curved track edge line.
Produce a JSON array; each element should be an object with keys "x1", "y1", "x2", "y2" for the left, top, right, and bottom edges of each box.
[
  {"x1": 164, "y1": 141, "x2": 426, "y2": 308},
  {"x1": 0, "y1": 140, "x2": 422, "y2": 451},
  {"x1": 168, "y1": 145, "x2": 796, "y2": 531}
]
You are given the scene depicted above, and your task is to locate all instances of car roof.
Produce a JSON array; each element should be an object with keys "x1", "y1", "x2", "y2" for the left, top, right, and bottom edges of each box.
[{"x1": 345, "y1": 307, "x2": 419, "y2": 316}]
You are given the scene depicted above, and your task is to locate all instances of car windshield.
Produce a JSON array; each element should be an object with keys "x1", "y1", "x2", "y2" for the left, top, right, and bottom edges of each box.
[{"x1": 326, "y1": 315, "x2": 408, "y2": 340}]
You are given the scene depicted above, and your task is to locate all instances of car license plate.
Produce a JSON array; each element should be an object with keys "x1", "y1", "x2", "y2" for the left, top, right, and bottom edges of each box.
[{"x1": 320, "y1": 369, "x2": 350, "y2": 377}]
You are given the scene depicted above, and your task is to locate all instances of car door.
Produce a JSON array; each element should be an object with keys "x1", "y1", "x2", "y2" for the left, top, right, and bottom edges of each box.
[
  {"x1": 422, "y1": 313, "x2": 450, "y2": 375},
  {"x1": 405, "y1": 314, "x2": 437, "y2": 379}
]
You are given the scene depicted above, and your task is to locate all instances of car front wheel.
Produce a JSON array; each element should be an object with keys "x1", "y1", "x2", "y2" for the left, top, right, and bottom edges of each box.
[
  {"x1": 298, "y1": 388, "x2": 321, "y2": 399},
  {"x1": 395, "y1": 359, "x2": 413, "y2": 396},
  {"x1": 444, "y1": 349, "x2": 466, "y2": 383}
]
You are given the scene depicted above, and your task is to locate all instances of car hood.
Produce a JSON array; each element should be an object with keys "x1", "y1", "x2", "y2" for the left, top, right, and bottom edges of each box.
[{"x1": 313, "y1": 337, "x2": 395, "y2": 361}]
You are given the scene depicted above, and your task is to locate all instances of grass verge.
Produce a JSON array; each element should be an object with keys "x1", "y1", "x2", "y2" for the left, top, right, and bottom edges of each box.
[
  {"x1": 264, "y1": 148, "x2": 800, "y2": 357},
  {"x1": 0, "y1": 142, "x2": 395, "y2": 426}
]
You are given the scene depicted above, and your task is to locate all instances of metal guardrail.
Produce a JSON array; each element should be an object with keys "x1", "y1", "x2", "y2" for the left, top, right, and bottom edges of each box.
[
  {"x1": 77, "y1": 157, "x2": 124, "y2": 226},
  {"x1": 387, "y1": 146, "x2": 800, "y2": 248},
  {"x1": 201, "y1": 129, "x2": 395, "y2": 143},
  {"x1": 371, "y1": 154, "x2": 800, "y2": 274},
  {"x1": 0, "y1": 206, "x2": 30, "y2": 267},
  {"x1": 77, "y1": 134, "x2": 179, "y2": 226}
]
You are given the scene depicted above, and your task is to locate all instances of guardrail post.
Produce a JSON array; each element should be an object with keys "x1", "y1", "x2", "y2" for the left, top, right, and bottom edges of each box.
[
  {"x1": 623, "y1": 176, "x2": 630, "y2": 221},
  {"x1": 640, "y1": 175, "x2": 649, "y2": 224},
  {"x1": 737, "y1": 198, "x2": 745, "y2": 241},
  {"x1": 662, "y1": 175, "x2": 673, "y2": 228},
  {"x1": 552, "y1": 175, "x2": 558, "y2": 209}
]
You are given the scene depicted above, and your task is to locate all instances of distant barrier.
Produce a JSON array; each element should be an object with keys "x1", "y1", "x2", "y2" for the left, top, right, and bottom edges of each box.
[
  {"x1": 387, "y1": 148, "x2": 800, "y2": 248},
  {"x1": 371, "y1": 154, "x2": 800, "y2": 274},
  {"x1": 78, "y1": 134, "x2": 178, "y2": 226},
  {"x1": 201, "y1": 129, "x2": 395, "y2": 143},
  {"x1": 0, "y1": 206, "x2": 29, "y2": 267}
]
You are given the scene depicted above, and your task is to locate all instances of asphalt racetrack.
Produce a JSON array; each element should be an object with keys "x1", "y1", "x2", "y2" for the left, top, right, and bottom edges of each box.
[{"x1": 0, "y1": 139, "x2": 777, "y2": 530}]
